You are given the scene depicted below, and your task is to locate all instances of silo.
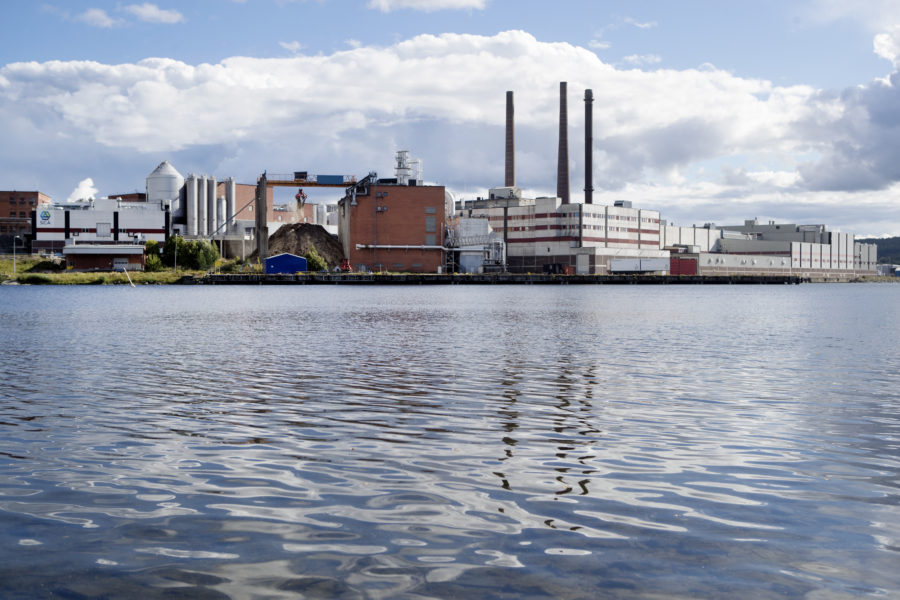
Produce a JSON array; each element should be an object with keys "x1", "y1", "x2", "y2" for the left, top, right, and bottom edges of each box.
[
  {"x1": 147, "y1": 161, "x2": 185, "y2": 215},
  {"x1": 185, "y1": 174, "x2": 198, "y2": 236},
  {"x1": 316, "y1": 203, "x2": 326, "y2": 226},
  {"x1": 225, "y1": 178, "x2": 236, "y2": 234},
  {"x1": 217, "y1": 196, "x2": 226, "y2": 234},
  {"x1": 197, "y1": 176, "x2": 208, "y2": 237},
  {"x1": 207, "y1": 176, "x2": 217, "y2": 236}
]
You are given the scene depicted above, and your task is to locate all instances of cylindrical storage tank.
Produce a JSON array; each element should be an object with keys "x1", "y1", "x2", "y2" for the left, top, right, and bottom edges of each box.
[
  {"x1": 146, "y1": 161, "x2": 185, "y2": 216},
  {"x1": 197, "y1": 176, "x2": 208, "y2": 237},
  {"x1": 217, "y1": 196, "x2": 226, "y2": 233},
  {"x1": 316, "y1": 203, "x2": 326, "y2": 226},
  {"x1": 207, "y1": 176, "x2": 217, "y2": 236},
  {"x1": 225, "y1": 178, "x2": 236, "y2": 234},
  {"x1": 185, "y1": 175, "x2": 198, "y2": 236}
]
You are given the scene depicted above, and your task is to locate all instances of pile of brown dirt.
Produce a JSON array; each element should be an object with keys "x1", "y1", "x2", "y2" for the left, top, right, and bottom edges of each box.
[{"x1": 260, "y1": 223, "x2": 345, "y2": 269}]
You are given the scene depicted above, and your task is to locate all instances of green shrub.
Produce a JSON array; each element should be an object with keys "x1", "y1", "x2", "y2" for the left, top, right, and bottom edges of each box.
[
  {"x1": 144, "y1": 253, "x2": 163, "y2": 272},
  {"x1": 305, "y1": 245, "x2": 327, "y2": 272},
  {"x1": 160, "y1": 236, "x2": 219, "y2": 270}
]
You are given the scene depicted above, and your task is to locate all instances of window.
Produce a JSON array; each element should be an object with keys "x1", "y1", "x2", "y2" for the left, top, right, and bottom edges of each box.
[
  {"x1": 425, "y1": 216, "x2": 436, "y2": 233},
  {"x1": 425, "y1": 206, "x2": 436, "y2": 215},
  {"x1": 96, "y1": 222, "x2": 112, "y2": 237},
  {"x1": 425, "y1": 234, "x2": 436, "y2": 246},
  {"x1": 18, "y1": 211, "x2": 26, "y2": 218}
]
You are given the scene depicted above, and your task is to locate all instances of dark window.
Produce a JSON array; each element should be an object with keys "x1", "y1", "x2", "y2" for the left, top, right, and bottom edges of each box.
[{"x1": 425, "y1": 234, "x2": 436, "y2": 246}]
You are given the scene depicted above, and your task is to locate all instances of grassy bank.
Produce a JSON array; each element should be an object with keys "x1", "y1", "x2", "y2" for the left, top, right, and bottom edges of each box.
[{"x1": 0, "y1": 253, "x2": 204, "y2": 285}]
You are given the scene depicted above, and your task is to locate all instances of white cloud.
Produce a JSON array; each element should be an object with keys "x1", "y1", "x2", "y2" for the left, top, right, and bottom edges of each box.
[
  {"x1": 624, "y1": 17, "x2": 658, "y2": 29},
  {"x1": 279, "y1": 41, "x2": 303, "y2": 54},
  {"x1": 874, "y1": 27, "x2": 900, "y2": 66},
  {"x1": 67, "y1": 178, "x2": 98, "y2": 202},
  {"x1": 367, "y1": 0, "x2": 485, "y2": 12},
  {"x1": 2, "y1": 29, "x2": 899, "y2": 234},
  {"x1": 76, "y1": 8, "x2": 122, "y2": 28},
  {"x1": 589, "y1": 39, "x2": 611, "y2": 50},
  {"x1": 622, "y1": 54, "x2": 661, "y2": 66},
  {"x1": 122, "y1": 3, "x2": 185, "y2": 24}
]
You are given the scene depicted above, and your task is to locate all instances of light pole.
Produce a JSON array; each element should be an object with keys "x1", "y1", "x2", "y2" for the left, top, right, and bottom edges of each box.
[
  {"x1": 174, "y1": 236, "x2": 178, "y2": 274},
  {"x1": 13, "y1": 235, "x2": 20, "y2": 276}
]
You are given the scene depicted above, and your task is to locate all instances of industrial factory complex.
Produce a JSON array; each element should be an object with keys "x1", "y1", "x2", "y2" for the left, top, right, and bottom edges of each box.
[{"x1": 1, "y1": 82, "x2": 878, "y2": 279}]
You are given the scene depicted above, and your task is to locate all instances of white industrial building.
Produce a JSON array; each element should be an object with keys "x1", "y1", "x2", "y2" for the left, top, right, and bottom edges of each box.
[
  {"x1": 33, "y1": 196, "x2": 168, "y2": 254},
  {"x1": 457, "y1": 189, "x2": 667, "y2": 274}
]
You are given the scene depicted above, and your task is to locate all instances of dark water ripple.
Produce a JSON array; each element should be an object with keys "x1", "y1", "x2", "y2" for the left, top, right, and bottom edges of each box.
[{"x1": 1, "y1": 284, "x2": 899, "y2": 598}]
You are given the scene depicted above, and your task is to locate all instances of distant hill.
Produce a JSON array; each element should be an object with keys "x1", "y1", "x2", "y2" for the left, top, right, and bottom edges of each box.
[{"x1": 857, "y1": 236, "x2": 900, "y2": 264}]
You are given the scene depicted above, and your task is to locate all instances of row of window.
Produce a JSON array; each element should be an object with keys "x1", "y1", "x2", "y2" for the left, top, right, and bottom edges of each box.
[
  {"x1": 4, "y1": 211, "x2": 29, "y2": 218},
  {"x1": 6, "y1": 198, "x2": 35, "y2": 205},
  {"x1": 0, "y1": 225, "x2": 28, "y2": 233}
]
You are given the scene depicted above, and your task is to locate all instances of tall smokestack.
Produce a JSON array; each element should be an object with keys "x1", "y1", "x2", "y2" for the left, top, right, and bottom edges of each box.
[
  {"x1": 584, "y1": 88, "x2": 593, "y2": 205},
  {"x1": 557, "y1": 82, "x2": 570, "y2": 204},
  {"x1": 505, "y1": 91, "x2": 515, "y2": 187}
]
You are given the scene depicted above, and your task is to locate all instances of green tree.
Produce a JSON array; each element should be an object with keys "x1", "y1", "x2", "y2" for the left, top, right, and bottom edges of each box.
[
  {"x1": 304, "y1": 245, "x2": 327, "y2": 271},
  {"x1": 160, "y1": 236, "x2": 219, "y2": 270}
]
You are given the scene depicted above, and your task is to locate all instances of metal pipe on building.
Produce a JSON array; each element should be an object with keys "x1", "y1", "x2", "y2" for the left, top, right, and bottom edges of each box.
[
  {"x1": 584, "y1": 88, "x2": 593, "y2": 205},
  {"x1": 557, "y1": 81, "x2": 570, "y2": 204},
  {"x1": 505, "y1": 90, "x2": 515, "y2": 187}
]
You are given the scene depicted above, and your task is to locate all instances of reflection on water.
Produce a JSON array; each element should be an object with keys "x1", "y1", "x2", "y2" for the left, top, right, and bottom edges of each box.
[{"x1": 1, "y1": 284, "x2": 899, "y2": 598}]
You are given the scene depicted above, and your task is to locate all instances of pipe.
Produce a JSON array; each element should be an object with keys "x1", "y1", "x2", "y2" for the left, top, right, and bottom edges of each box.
[{"x1": 356, "y1": 244, "x2": 449, "y2": 251}]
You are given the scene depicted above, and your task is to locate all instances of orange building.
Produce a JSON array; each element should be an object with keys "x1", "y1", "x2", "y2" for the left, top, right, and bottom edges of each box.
[{"x1": 338, "y1": 176, "x2": 448, "y2": 273}]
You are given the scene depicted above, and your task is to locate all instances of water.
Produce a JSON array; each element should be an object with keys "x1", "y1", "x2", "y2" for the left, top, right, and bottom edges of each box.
[{"x1": 1, "y1": 283, "x2": 898, "y2": 599}]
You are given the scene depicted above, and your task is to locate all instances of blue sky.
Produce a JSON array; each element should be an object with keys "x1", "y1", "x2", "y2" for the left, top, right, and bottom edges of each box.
[{"x1": 2, "y1": 0, "x2": 900, "y2": 235}]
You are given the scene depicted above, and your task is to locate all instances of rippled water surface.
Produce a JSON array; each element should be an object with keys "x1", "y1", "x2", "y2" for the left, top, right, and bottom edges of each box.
[{"x1": 1, "y1": 283, "x2": 899, "y2": 598}]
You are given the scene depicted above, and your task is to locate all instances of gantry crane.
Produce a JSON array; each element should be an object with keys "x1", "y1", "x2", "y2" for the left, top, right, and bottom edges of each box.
[{"x1": 254, "y1": 171, "x2": 357, "y2": 258}]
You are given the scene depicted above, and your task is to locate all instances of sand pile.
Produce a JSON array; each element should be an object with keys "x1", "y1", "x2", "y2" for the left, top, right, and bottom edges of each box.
[{"x1": 260, "y1": 223, "x2": 345, "y2": 268}]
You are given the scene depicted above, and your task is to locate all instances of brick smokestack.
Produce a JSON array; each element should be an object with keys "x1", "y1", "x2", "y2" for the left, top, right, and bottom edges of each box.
[
  {"x1": 557, "y1": 81, "x2": 570, "y2": 204},
  {"x1": 505, "y1": 91, "x2": 515, "y2": 187},
  {"x1": 584, "y1": 88, "x2": 593, "y2": 204}
]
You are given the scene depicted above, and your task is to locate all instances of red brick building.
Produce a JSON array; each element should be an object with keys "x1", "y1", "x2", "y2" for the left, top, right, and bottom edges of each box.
[
  {"x1": 2, "y1": 191, "x2": 50, "y2": 248},
  {"x1": 338, "y1": 176, "x2": 448, "y2": 273},
  {"x1": 63, "y1": 244, "x2": 146, "y2": 271}
]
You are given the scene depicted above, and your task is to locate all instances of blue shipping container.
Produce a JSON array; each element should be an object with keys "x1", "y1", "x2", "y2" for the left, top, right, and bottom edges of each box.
[
  {"x1": 265, "y1": 253, "x2": 308, "y2": 274},
  {"x1": 317, "y1": 175, "x2": 344, "y2": 185}
]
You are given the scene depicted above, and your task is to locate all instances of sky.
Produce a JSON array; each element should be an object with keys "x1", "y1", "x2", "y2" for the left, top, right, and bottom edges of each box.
[{"x1": 1, "y1": 0, "x2": 899, "y2": 236}]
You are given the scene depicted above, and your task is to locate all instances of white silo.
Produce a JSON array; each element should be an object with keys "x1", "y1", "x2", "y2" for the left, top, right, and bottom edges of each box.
[
  {"x1": 225, "y1": 178, "x2": 236, "y2": 234},
  {"x1": 185, "y1": 174, "x2": 198, "y2": 236},
  {"x1": 207, "y1": 176, "x2": 217, "y2": 236},
  {"x1": 146, "y1": 161, "x2": 185, "y2": 216},
  {"x1": 217, "y1": 196, "x2": 226, "y2": 234},
  {"x1": 198, "y1": 176, "x2": 208, "y2": 237}
]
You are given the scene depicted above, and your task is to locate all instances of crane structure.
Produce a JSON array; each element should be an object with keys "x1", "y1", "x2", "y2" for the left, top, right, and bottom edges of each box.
[{"x1": 254, "y1": 171, "x2": 357, "y2": 258}]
